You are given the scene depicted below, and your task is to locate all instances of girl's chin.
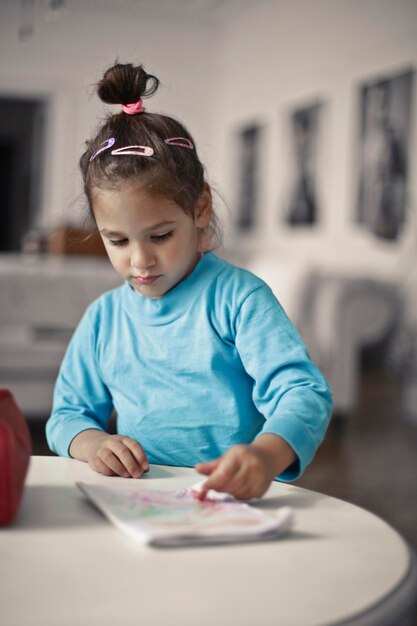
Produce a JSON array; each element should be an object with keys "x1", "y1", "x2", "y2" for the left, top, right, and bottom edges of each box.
[{"x1": 132, "y1": 285, "x2": 164, "y2": 299}]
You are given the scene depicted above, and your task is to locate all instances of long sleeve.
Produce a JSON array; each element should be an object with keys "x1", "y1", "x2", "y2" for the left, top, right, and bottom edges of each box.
[
  {"x1": 45, "y1": 306, "x2": 113, "y2": 457},
  {"x1": 234, "y1": 284, "x2": 332, "y2": 481},
  {"x1": 45, "y1": 254, "x2": 332, "y2": 474}
]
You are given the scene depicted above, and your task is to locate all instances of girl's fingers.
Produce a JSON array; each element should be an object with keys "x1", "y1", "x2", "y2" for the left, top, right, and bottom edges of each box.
[
  {"x1": 199, "y1": 455, "x2": 240, "y2": 496},
  {"x1": 215, "y1": 465, "x2": 250, "y2": 498},
  {"x1": 122, "y1": 437, "x2": 149, "y2": 473},
  {"x1": 197, "y1": 447, "x2": 269, "y2": 500},
  {"x1": 231, "y1": 471, "x2": 270, "y2": 500},
  {"x1": 97, "y1": 447, "x2": 131, "y2": 477},
  {"x1": 231, "y1": 486, "x2": 253, "y2": 501},
  {"x1": 103, "y1": 437, "x2": 148, "y2": 477},
  {"x1": 92, "y1": 455, "x2": 117, "y2": 477},
  {"x1": 195, "y1": 459, "x2": 220, "y2": 476},
  {"x1": 115, "y1": 446, "x2": 143, "y2": 477}
]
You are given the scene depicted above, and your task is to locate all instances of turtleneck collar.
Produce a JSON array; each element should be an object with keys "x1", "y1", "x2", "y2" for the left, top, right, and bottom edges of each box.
[{"x1": 122, "y1": 252, "x2": 225, "y2": 326}]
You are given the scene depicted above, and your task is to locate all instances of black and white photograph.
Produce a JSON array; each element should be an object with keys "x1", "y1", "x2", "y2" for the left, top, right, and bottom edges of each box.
[
  {"x1": 356, "y1": 69, "x2": 414, "y2": 240},
  {"x1": 235, "y1": 123, "x2": 262, "y2": 231},
  {"x1": 285, "y1": 102, "x2": 323, "y2": 226}
]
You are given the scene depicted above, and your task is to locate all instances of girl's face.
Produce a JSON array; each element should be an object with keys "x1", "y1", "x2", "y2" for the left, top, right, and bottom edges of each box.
[{"x1": 92, "y1": 181, "x2": 212, "y2": 299}]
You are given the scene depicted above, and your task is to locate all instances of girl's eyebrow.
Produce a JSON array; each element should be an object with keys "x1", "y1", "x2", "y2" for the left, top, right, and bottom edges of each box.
[
  {"x1": 100, "y1": 221, "x2": 176, "y2": 238},
  {"x1": 144, "y1": 220, "x2": 176, "y2": 233},
  {"x1": 100, "y1": 229, "x2": 126, "y2": 237}
]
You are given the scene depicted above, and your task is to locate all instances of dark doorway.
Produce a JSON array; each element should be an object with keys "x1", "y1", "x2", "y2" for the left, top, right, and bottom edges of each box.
[{"x1": 0, "y1": 97, "x2": 46, "y2": 251}]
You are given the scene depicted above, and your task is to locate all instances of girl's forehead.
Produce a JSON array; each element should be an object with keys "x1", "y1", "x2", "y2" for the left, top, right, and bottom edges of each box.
[
  {"x1": 93, "y1": 183, "x2": 181, "y2": 215},
  {"x1": 93, "y1": 180, "x2": 162, "y2": 202},
  {"x1": 92, "y1": 183, "x2": 189, "y2": 231}
]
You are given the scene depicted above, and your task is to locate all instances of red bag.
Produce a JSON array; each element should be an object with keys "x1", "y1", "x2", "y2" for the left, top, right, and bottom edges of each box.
[{"x1": 0, "y1": 389, "x2": 32, "y2": 525}]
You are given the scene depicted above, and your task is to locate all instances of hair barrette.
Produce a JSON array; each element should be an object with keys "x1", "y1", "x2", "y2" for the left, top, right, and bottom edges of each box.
[
  {"x1": 89, "y1": 138, "x2": 155, "y2": 162},
  {"x1": 89, "y1": 136, "x2": 194, "y2": 163},
  {"x1": 89, "y1": 137, "x2": 115, "y2": 162},
  {"x1": 111, "y1": 145, "x2": 154, "y2": 157},
  {"x1": 165, "y1": 137, "x2": 194, "y2": 150}
]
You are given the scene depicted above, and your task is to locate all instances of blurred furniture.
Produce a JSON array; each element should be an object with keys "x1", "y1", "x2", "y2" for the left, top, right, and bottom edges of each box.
[
  {"x1": 46, "y1": 226, "x2": 107, "y2": 256},
  {"x1": 1, "y1": 457, "x2": 416, "y2": 626},
  {"x1": 246, "y1": 255, "x2": 401, "y2": 415},
  {"x1": 0, "y1": 253, "x2": 121, "y2": 417},
  {"x1": 297, "y1": 272, "x2": 401, "y2": 414},
  {"x1": 21, "y1": 225, "x2": 107, "y2": 256}
]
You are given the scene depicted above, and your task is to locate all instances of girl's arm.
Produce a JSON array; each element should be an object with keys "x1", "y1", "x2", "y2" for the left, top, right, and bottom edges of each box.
[
  {"x1": 46, "y1": 307, "x2": 113, "y2": 457},
  {"x1": 235, "y1": 283, "x2": 332, "y2": 481},
  {"x1": 46, "y1": 305, "x2": 148, "y2": 477},
  {"x1": 197, "y1": 282, "x2": 332, "y2": 499}
]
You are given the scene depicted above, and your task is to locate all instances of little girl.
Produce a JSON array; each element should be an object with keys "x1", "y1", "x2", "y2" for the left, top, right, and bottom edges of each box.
[{"x1": 46, "y1": 62, "x2": 332, "y2": 500}]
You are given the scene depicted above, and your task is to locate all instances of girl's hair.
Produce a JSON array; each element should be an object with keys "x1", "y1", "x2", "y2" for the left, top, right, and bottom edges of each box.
[{"x1": 80, "y1": 62, "x2": 220, "y2": 249}]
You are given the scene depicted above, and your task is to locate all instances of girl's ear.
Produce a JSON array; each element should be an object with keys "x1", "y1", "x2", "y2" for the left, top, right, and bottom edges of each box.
[{"x1": 195, "y1": 183, "x2": 212, "y2": 229}]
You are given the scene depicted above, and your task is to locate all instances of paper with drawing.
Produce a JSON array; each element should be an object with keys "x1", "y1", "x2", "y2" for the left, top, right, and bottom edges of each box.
[{"x1": 77, "y1": 482, "x2": 293, "y2": 547}]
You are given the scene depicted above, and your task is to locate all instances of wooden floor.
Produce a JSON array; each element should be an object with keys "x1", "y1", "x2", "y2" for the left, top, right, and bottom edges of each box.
[{"x1": 29, "y1": 364, "x2": 417, "y2": 620}]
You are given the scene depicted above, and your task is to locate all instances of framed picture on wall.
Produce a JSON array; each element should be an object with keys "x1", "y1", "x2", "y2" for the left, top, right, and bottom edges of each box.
[
  {"x1": 284, "y1": 101, "x2": 324, "y2": 226},
  {"x1": 356, "y1": 68, "x2": 414, "y2": 241},
  {"x1": 235, "y1": 123, "x2": 262, "y2": 231}
]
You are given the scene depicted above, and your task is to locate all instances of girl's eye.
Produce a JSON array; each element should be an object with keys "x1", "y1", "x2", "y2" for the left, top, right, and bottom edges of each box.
[
  {"x1": 151, "y1": 231, "x2": 173, "y2": 243},
  {"x1": 109, "y1": 238, "x2": 128, "y2": 247}
]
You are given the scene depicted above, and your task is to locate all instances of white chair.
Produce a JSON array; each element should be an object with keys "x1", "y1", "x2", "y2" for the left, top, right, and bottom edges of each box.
[{"x1": 245, "y1": 255, "x2": 400, "y2": 415}]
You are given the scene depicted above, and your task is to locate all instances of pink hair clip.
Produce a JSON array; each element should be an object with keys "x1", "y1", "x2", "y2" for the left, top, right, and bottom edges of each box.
[
  {"x1": 89, "y1": 136, "x2": 193, "y2": 163},
  {"x1": 89, "y1": 137, "x2": 116, "y2": 162},
  {"x1": 165, "y1": 137, "x2": 194, "y2": 150},
  {"x1": 111, "y1": 145, "x2": 154, "y2": 157},
  {"x1": 89, "y1": 139, "x2": 154, "y2": 162}
]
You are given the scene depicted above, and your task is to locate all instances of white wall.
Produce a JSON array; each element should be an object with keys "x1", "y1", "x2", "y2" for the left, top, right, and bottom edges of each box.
[
  {"x1": 0, "y1": 2, "x2": 219, "y2": 229},
  {"x1": 211, "y1": 0, "x2": 417, "y2": 281},
  {"x1": 0, "y1": 0, "x2": 416, "y2": 284}
]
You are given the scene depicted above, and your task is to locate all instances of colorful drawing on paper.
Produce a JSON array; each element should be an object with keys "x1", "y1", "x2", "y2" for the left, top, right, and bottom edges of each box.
[{"x1": 77, "y1": 483, "x2": 293, "y2": 546}]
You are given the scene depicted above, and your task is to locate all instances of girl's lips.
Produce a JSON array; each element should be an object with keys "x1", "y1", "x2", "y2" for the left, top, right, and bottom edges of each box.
[{"x1": 133, "y1": 275, "x2": 162, "y2": 285}]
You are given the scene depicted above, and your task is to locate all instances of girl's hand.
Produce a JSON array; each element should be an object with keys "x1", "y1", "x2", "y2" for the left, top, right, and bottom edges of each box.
[
  {"x1": 70, "y1": 430, "x2": 149, "y2": 478},
  {"x1": 88, "y1": 434, "x2": 149, "y2": 478},
  {"x1": 195, "y1": 434, "x2": 296, "y2": 501}
]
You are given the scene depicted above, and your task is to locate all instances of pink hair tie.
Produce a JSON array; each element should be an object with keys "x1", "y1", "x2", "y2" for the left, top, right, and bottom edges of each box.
[{"x1": 121, "y1": 99, "x2": 145, "y2": 115}]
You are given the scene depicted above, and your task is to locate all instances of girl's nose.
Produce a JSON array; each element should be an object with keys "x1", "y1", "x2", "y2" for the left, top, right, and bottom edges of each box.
[{"x1": 130, "y1": 243, "x2": 156, "y2": 270}]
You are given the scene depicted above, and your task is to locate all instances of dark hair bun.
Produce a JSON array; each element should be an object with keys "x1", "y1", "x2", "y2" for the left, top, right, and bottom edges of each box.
[{"x1": 97, "y1": 62, "x2": 159, "y2": 106}]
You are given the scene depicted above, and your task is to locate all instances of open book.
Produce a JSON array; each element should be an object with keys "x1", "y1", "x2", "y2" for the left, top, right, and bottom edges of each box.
[{"x1": 77, "y1": 482, "x2": 293, "y2": 547}]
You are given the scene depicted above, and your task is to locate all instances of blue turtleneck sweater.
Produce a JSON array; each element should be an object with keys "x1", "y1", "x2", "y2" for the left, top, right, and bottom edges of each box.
[{"x1": 46, "y1": 252, "x2": 332, "y2": 480}]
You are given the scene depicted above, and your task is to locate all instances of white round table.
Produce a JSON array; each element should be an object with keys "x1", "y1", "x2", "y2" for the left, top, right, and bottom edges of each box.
[{"x1": 1, "y1": 456, "x2": 416, "y2": 626}]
